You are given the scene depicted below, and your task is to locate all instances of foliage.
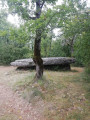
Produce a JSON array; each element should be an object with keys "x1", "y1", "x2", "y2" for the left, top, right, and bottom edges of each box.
[
  {"x1": 73, "y1": 10, "x2": 90, "y2": 68},
  {"x1": 48, "y1": 39, "x2": 67, "y2": 57},
  {"x1": 55, "y1": 1, "x2": 89, "y2": 68},
  {"x1": 0, "y1": 11, "x2": 31, "y2": 65},
  {"x1": 0, "y1": 43, "x2": 30, "y2": 64},
  {"x1": 0, "y1": 0, "x2": 90, "y2": 69}
]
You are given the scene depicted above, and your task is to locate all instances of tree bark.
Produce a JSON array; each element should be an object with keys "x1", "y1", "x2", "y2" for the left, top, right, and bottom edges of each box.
[
  {"x1": 33, "y1": 0, "x2": 45, "y2": 79},
  {"x1": 70, "y1": 35, "x2": 75, "y2": 57},
  {"x1": 33, "y1": 29, "x2": 43, "y2": 79}
]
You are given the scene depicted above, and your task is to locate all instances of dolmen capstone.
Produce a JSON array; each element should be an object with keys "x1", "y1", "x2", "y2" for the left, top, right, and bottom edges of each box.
[{"x1": 11, "y1": 57, "x2": 76, "y2": 70}]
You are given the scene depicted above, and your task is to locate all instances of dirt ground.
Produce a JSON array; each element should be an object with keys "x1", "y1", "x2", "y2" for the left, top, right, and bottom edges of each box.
[
  {"x1": 0, "y1": 66, "x2": 89, "y2": 120},
  {"x1": 0, "y1": 66, "x2": 45, "y2": 120}
]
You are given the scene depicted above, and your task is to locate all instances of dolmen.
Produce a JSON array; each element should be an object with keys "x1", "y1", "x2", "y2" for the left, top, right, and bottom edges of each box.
[{"x1": 11, "y1": 57, "x2": 76, "y2": 70}]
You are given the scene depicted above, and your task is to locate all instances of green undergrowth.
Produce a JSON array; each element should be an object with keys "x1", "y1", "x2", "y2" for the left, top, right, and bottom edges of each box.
[
  {"x1": 72, "y1": 70, "x2": 90, "y2": 101},
  {"x1": 81, "y1": 72, "x2": 90, "y2": 101},
  {"x1": 13, "y1": 67, "x2": 90, "y2": 120}
]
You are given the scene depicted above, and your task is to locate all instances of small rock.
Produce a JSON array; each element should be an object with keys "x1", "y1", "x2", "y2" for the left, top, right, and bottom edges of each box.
[{"x1": 5, "y1": 72, "x2": 9, "y2": 75}]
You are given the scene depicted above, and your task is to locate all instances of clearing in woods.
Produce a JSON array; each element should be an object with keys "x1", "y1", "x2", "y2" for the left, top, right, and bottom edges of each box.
[{"x1": 0, "y1": 66, "x2": 89, "y2": 120}]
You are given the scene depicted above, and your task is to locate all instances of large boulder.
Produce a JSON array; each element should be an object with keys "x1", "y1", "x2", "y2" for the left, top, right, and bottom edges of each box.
[{"x1": 11, "y1": 57, "x2": 76, "y2": 70}]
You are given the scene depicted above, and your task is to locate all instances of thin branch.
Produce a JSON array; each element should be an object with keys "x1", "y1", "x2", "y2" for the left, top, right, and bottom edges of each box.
[
  {"x1": 29, "y1": 16, "x2": 37, "y2": 20},
  {"x1": 40, "y1": 0, "x2": 45, "y2": 9},
  {"x1": 40, "y1": 12, "x2": 63, "y2": 36}
]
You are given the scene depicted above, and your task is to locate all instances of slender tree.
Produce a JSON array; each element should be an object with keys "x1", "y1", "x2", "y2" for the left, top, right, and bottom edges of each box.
[{"x1": 2, "y1": 0, "x2": 57, "y2": 79}]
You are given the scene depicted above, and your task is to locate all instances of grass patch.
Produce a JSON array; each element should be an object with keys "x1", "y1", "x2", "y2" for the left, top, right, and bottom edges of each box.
[
  {"x1": 0, "y1": 114, "x2": 18, "y2": 120},
  {"x1": 14, "y1": 73, "x2": 56, "y2": 103},
  {"x1": 13, "y1": 74, "x2": 35, "y2": 91},
  {"x1": 13, "y1": 67, "x2": 90, "y2": 120},
  {"x1": 66, "y1": 112, "x2": 84, "y2": 120},
  {"x1": 72, "y1": 70, "x2": 90, "y2": 101},
  {"x1": 82, "y1": 72, "x2": 90, "y2": 100}
]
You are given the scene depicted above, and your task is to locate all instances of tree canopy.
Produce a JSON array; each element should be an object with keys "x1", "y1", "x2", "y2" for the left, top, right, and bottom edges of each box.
[{"x1": 0, "y1": 0, "x2": 90, "y2": 75}]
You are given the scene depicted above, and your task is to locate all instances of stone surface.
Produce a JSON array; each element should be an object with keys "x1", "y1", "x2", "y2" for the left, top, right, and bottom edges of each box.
[{"x1": 11, "y1": 57, "x2": 75, "y2": 70}]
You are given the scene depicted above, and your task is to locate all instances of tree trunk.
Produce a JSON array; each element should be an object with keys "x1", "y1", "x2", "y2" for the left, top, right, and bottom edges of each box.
[
  {"x1": 33, "y1": 29, "x2": 43, "y2": 79},
  {"x1": 71, "y1": 45, "x2": 74, "y2": 57},
  {"x1": 70, "y1": 36, "x2": 75, "y2": 57},
  {"x1": 33, "y1": 0, "x2": 45, "y2": 79}
]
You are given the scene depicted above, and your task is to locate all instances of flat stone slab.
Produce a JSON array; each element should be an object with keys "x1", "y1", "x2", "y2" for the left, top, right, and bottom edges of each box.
[{"x1": 11, "y1": 57, "x2": 76, "y2": 67}]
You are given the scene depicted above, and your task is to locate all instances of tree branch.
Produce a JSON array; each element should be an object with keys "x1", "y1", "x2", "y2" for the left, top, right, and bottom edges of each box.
[
  {"x1": 29, "y1": 16, "x2": 37, "y2": 20},
  {"x1": 40, "y1": 0, "x2": 45, "y2": 9}
]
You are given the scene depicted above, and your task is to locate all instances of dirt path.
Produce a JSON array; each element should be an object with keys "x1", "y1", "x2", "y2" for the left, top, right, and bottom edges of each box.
[{"x1": 0, "y1": 66, "x2": 44, "y2": 120}]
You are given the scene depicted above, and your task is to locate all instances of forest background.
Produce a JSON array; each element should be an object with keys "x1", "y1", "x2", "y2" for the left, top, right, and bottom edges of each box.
[{"x1": 0, "y1": 0, "x2": 90, "y2": 73}]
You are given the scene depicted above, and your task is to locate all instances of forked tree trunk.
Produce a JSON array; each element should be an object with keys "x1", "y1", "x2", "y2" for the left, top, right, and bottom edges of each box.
[{"x1": 33, "y1": 29, "x2": 43, "y2": 79}]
